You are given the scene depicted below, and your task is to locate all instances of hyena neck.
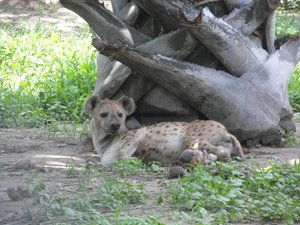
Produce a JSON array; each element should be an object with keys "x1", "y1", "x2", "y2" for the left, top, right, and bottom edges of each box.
[
  {"x1": 97, "y1": 134, "x2": 116, "y2": 157},
  {"x1": 91, "y1": 120, "x2": 115, "y2": 156},
  {"x1": 91, "y1": 119, "x2": 125, "y2": 157}
]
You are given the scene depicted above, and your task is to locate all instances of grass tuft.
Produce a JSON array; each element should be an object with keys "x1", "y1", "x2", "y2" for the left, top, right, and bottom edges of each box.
[{"x1": 289, "y1": 65, "x2": 300, "y2": 112}]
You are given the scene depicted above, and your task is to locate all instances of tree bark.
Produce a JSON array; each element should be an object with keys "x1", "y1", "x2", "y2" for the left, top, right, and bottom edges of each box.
[{"x1": 180, "y1": 7, "x2": 268, "y2": 76}]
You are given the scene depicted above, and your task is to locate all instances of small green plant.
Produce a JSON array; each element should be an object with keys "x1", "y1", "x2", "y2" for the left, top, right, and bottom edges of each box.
[
  {"x1": 293, "y1": 158, "x2": 300, "y2": 173},
  {"x1": 66, "y1": 159, "x2": 82, "y2": 177},
  {"x1": 95, "y1": 177, "x2": 146, "y2": 210},
  {"x1": 63, "y1": 177, "x2": 147, "y2": 223},
  {"x1": 112, "y1": 158, "x2": 164, "y2": 177},
  {"x1": 25, "y1": 171, "x2": 39, "y2": 184},
  {"x1": 280, "y1": 129, "x2": 300, "y2": 146},
  {"x1": 280, "y1": 0, "x2": 300, "y2": 11},
  {"x1": 24, "y1": 171, "x2": 46, "y2": 196},
  {"x1": 44, "y1": 121, "x2": 89, "y2": 140},
  {"x1": 112, "y1": 158, "x2": 145, "y2": 177},
  {"x1": 289, "y1": 65, "x2": 300, "y2": 112}
]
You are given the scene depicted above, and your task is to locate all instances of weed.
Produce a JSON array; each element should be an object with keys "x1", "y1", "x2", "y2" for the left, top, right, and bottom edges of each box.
[
  {"x1": 66, "y1": 159, "x2": 82, "y2": 178},
  {"x1": 94, "y1": 177, "x2": 146, "y2": 210},
  {"x1": 112, "y1": 158, "x2": 145, "y2": 177},
  {"x1": 33, "y1": 162, "x2": 148, "y2": 223},
  {"x1": 289, "y1": 65, "x2": 300, "y2": 112},
  {"x1": 43, "y1": 121, "x2": 90, "y2": 140},
  {"x1": 280, "y1": 129, "x2": 300, "y2": 146},
  {"x1": 112, "y1": 158, "x2": 164, "y2": 177},
  {"x1": 169, "y1": 160, "x2": 300, "y2": 224},
  {"x1": 293, "y1": 158, "x2": 300, "y2": 173},
  {"x1": 280, "y1": 0, "x2": 300, "y2": 11},
  {"x1": 25, "y1": 171, "x2": 39, "y2": 184}
]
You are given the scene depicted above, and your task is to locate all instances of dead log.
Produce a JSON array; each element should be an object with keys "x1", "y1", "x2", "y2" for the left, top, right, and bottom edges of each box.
[
  {"x1": 132, "y1": 0, "x2": 181, "y2": 32},
  {"x1": 60, "y1": 0, "x2": 149, "y2": 101},
  {"x1": 116, "y1": 1, "x2": 140, "y2": 25},
  {"x1": 131, "y1": 0, "x2": 277, "y2": 75},
  {"x1": 60, "y1": 0, "x2": 300, "y2": 146},
  {"x1": 60, "y1": 0, "x2": 196, "y2": 100},
  {"x1": 93, "y1": 29, "x2": 197, "y2": 98},
  {"x1": 223, "y1": 0, "x2": 253, "y2": 11},
  {"x1": 60, "y1": 0, "x2": 149, "y2": 45},
  {"x1": 180, "y1": 7, "x2": 268, "y2": 76},
  {"x1": 111, "y1": 0, "x2": 129, "y2": 14},
  {"x1": 132, "y1": 0, "x2": 278, "y2": 35},
  {"x1": 224, "y1": 0, "x2": 280, "y2": 35},
  {"x1": 92, "y1": 37, "x2": 299, "y2": 144},
  {"x1": 262, "y1": 11, "x2": 276, "y2": 53}
]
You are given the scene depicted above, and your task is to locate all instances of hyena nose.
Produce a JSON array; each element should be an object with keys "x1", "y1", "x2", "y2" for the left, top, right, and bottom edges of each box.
[{"x1": 110, "y1": 123, "x2": 120, "y2": 132}]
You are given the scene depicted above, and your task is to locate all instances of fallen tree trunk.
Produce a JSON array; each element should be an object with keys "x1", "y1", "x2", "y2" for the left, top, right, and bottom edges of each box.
[
  {"x1": 60, "y1": 0, "x2": 197, "y2": 100},
  {"x1": 180, "y1": 7, "x2": 268, "y2": 76},
  {"x1": 92, "y1": 37, "x2": 299, "y2": 144},
  {"x1": 60, "y1": 0, "x2": 300, "y2": 146}
]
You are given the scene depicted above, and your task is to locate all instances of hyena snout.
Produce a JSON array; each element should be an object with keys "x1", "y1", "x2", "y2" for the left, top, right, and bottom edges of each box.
[{"x1": 110, "y1": 122, "x2": 121, "y2": 132}]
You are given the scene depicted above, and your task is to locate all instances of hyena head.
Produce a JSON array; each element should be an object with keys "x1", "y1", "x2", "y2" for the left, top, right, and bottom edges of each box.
[{"x1": 85, "y1": 95, "x2": 135, "y2": 135}]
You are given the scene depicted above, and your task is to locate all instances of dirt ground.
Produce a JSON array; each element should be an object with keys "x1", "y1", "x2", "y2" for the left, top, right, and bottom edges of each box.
[
  {"x1": 1, "y1": 1, "x2": 300, "y2": 224},
  {"x1": 0, "y1": 124, "x2": 299, "y2": 224},
  {"x1": 0, "y1": 128, "x2": 94, "y2": 223}
]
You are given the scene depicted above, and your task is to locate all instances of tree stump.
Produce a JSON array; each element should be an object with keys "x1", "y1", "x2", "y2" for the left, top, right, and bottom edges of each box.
[{"x1": 60, "y1": 0, "x2": 300, "y2": 146}]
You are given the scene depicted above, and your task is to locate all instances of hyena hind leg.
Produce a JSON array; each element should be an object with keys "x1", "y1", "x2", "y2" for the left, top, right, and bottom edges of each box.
[{"x1": 188, "y1": 140, "x2": 232, "y2": 162}]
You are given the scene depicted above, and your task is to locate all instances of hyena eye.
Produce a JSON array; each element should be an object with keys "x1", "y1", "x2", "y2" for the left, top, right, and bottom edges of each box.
[
  {"x1": 117, "y1": 112, "x2": 123, "y2": 118},
  {"x1": 100, "y1": 112, "x2": 108, "y2": 118}
]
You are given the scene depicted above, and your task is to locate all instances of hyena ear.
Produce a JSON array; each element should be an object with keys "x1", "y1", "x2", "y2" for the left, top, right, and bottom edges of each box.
[
  {"x1": 118, "y1": 96, "x2": 135, "y2": 115},
  {"x1": 84, "y1": 95, "x2": 101, "y2": 115}
]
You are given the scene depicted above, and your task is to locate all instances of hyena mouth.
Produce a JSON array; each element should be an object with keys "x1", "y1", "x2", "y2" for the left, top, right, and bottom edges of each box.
[
  {"x1": 102, "y1": 128, "x2": 118, "y2": 135},
  {"x1": 103, "y1": 127, "x2": 124, "y2": 135}
]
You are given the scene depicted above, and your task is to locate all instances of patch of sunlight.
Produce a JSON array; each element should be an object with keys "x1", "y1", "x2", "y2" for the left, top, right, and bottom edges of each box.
[
  {"x1": 289, "y1": 158, "x2": 299, "y2": 165},
  {"x1": 33, "y1": 154, "x2": 81, "y2": 161},
  {"x1": 45, "y1": 160, "x2": 67, "y2": 166}
]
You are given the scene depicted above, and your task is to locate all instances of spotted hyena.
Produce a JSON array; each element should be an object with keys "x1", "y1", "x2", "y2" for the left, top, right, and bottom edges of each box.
[{"x1": 84, "y1": 95, "x2": 244, "y2": 167}]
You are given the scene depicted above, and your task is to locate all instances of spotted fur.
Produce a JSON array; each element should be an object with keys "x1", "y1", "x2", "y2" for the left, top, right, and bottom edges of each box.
[{"x1": 85, "y1": 95, "x2": 244, "y2": 167}]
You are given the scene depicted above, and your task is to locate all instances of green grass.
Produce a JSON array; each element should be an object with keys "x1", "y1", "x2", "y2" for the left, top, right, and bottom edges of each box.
[
  {"x1": 168, "y1": 160, "x2": 300, "y2": 224},
  {"x1": 28, "y1": 160, "x2": 163, "y2": 224},
  {"x1": 26, "y1": 158, "x2": 300, "y2": 224},
  {"x1": 276, "y1": 11, "x2": 300, "y2": 38},
  {"x1": 0, "y1": 23, "x2": 96, "y2": 128},
  {"x1": 276, "y1": 10, "x2": 300, "y2": 114},
  {"x1": 289, "y1": 65, "x2": 300, "y2": 112}
]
